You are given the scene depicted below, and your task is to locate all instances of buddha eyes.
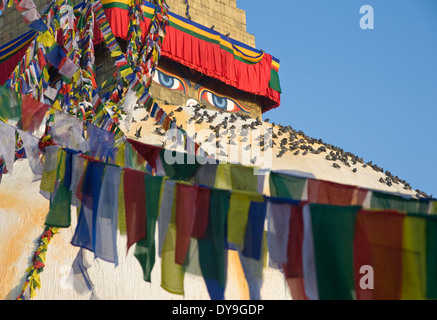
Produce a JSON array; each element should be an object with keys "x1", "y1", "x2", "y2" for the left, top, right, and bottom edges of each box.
[
  {"x1": 199, "y1": 89, "x2": 249, "y2": 113},
  {"x1": 152, "y1": 67, "x2": 250, "y2": 114},
  {"x1": 152, "y1": 68, "x2": 187, "y2": 94}
]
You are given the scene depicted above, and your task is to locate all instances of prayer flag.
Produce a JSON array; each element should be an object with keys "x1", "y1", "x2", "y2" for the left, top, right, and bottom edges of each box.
[
  {"x1": 303, "y1": 204, "x2": 360, "y2": 300},
  {"x1": 123, "y1": 168, "x2": 147, "y2": 252}
]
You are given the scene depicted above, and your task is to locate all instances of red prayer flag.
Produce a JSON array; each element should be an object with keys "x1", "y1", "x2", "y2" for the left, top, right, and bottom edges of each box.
[
  {"x1": 191, "y1": 186, "x2": 210, "y2": 239},
  {"x1": 20, "y1": 93, "x2": 50, "y2": 132},
  {"x1": 123, "y1": 168, "x2": 147, "y2": 252},
  {"x1": 353, "y1": 209, "x2": 404, "y2": 300},
  {"x1": 127, "y1": 138, "x2": 162, "y2": 170},
  {"x1": 308, "y1": 179, "x2": 362, "y2": 206},
  {"x1": 282, "y1": 203, "x2": 309, "y2": 300}
]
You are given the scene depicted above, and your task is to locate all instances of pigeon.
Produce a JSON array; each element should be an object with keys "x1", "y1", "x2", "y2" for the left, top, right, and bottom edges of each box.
[
  {"x1": 175, "y1": 107, "x2": 183, "y2": 112},
  {"x1": 210, "y1": 25, "x2": 215, "y2": 30},
  {"x1": 244, "y1": 144, "x2": 251, "y2": 151},
  {"x1": 135, "y1": 126, "x2": 142, "y2": 138},
  {"x1": 250, "y1": 156, "x2": 257, "y2": 164},
  {"x1": 225, "y1": 32, "x2": 230, "y2": 37},
  {"x1": 333, "y1": 163, "x2": 341, "y2": 169},
  {"x1": 205, "y1": 133, "x2": 215, "y2": 142},
  {"x1": 140, "y1": 115, "x2": 149, "y2": 122},
  {"x1": 352, "y1": 168, "x2": 358, "y2": 173},
  {"x1": 168, "y1": 111, "x2": 174, "y2": 117},
  {"x1": 164, "y1": 100, "x2": 169, "y2": 105}
]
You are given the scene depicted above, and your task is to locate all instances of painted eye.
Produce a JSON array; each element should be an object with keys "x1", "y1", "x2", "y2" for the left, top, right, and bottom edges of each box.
[
  {"x1": 199, "y1": 89, "x2": 250, "y2": 113},
  {"x1": 152, "y1": 69, "x2": 186, "y2": 93}
]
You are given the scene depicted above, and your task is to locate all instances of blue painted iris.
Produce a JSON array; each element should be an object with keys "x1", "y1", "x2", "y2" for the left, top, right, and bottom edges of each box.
[
  {"x1": 152, "y1": 68, "x2": 187, "y2": 94},
  {"x1": 199, "y1": 89, "x2": 250, "y2": 113}
]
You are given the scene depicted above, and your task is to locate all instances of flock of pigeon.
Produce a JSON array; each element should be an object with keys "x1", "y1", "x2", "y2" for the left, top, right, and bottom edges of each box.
[{"x1": 128, "y1": 103, "x2": 432, "y2": 200}]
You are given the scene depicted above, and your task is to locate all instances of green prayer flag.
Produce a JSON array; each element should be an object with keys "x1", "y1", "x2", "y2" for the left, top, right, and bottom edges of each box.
[
  {"x1": 370, "y1": 191, "x2": 430, "y2": 213},
  {"x1": 269, "y1": 171, "x2": 307, "y2": 199},
  {"x1": 215, "y1": 164, "x2": 259, "y2": 192},
  {"x1": 426, "y1": 215, "x2": 437, "y2": 299},
  {"x1": 310, "y1": 204, "x2": 360, "y2": 300},
  {"x1": 0, "y1": 86, "x2": 20, "y2": 121},
  {"x1": 44, "y1": 150, "x2": 72, "y2": 228},
  {"x1": 198, "y1": 189, "x2": 230, "y2": 290},
  {"x1": 159, "y1": 149, "x2": 201, "y2": 181},
  {"x1": 134, "y1": 175, "x2": 164, "y2": 282},
  {"x1": 410, "y1": 213, "x2": 437, "y2": 299}
]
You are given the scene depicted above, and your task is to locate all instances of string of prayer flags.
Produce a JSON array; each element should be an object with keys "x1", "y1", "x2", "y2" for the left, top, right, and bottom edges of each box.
[{"x1": 16, "y1": 227, "x2": 59, "y2": 300}]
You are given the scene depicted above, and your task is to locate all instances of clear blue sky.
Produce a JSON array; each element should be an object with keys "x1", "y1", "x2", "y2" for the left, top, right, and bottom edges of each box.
[{"x1": 238, "y1": 0, "x2": 437, "y2": 198}]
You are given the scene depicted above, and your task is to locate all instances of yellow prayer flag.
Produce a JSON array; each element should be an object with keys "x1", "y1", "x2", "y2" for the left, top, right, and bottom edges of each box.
[
  {"x1": 118, "y1": 170, "x2": 127, "y2": 235},
  {"x1": 52, "y1": 100, "x2": 62, "y2": 111},
  {"x1": 110, "y1": 49, "x2": 123, "y2": 58},
  {"x1": 401, "y1": 216, "x2": 427, "y2": 300},
  {"x1": 37, "y1": 31, "x2": 56, "y2": 48}
]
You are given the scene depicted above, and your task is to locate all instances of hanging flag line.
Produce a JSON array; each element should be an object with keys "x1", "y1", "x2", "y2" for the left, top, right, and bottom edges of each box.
[{"x1": 9, "y1": 125, "x2": 437, "y2": 299}]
